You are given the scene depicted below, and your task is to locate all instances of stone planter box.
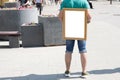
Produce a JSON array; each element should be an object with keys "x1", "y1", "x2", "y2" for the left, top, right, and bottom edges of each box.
[
  {"x1": 0, "y1": 9, "x2": 38, "y2": 31},
  {"x1": 4, "y1": 2, "x2": 20, "y2": 8},
  {"x1": 38, "y1": 16, "x2": 65, "y2": 46},
  {"x1": 21, "y1": 23, "x2": 44, "y2": 47},
  {"x1": 0, "y1": 8, "x2": 38, "y2": 40}
]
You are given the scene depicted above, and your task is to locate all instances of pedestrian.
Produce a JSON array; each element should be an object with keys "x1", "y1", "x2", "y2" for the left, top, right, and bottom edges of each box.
[
  {"x1": 55, "y1": 0, "x2": 62, "y2": 5},
  {"x1": 55, "y1": 0, "x2": 58, "y2": 4},
  {"x1": 58, "y1": 0, "x2": 91, "y2": 78},
  {"x1": 87, "y1": 0, "x2": 93, "y2": 9},
  {"x1": 19, "y1": 0, "x2": 28, "y2": 6},
  {"x1": 34, "y1": 0, "x2": 43, "y2": 15}
]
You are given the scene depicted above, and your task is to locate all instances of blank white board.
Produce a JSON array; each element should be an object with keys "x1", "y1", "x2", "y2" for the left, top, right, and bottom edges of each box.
[{"x1": 62, "y1": 8, "x2": 87, "y2": 40}]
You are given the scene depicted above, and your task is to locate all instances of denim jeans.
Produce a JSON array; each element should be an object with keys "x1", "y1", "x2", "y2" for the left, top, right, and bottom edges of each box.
[{"x1": 66, "y1": 40, "x2": 87, "y2": 54}]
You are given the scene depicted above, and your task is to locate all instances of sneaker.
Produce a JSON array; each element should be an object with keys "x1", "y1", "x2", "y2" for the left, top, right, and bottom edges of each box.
[
  {"x1": 64, "y1": 71, "x2": 70, "y2": 77},
  {"x1": 81, "y1": 72, "x2": 89, "y2": 78}
]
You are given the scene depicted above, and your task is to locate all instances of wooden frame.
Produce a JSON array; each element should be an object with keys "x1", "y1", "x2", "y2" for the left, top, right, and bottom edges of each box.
[{"x1": 62, "y1": 8, "x2": 87, "y2": 40}]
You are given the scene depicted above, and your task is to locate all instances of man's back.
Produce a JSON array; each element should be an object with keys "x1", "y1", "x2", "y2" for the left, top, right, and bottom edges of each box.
[{"x1": 60, "y1": 0, "x2": 90, "y2": 9}]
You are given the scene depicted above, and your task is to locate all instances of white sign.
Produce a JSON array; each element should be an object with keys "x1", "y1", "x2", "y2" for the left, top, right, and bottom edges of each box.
[{"x1": 62, "y1": 8, "x2": 87, "y2": 40}]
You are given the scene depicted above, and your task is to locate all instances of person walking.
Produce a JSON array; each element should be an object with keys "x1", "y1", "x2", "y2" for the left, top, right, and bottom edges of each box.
[
  {"x1": 87, "y1": 0, "x2": 93, "y2": 9},
  {"x1": 19, "y1": 0, "x2": 28, "y2": 6},
  {"x1": 34, "y1": 0, "x2": 43, "y2": 15},
  {"x1": 58, "y1": 0, "x2": 91, "y2": 78}
]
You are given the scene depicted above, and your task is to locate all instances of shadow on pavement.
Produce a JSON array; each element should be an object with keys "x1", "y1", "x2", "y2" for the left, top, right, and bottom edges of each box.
[
  {"x1": 0, "y1": 68, "x2": 120, "y2": 80},
  {"x1": 0, "y1": 73, "x2": 83, "y2": 80},
  {"x1": 88, "y1": 67, "x2": 120, "y2": 74}
]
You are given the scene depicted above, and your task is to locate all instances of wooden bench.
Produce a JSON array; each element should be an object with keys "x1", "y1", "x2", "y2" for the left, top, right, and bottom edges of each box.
[{"x1": 0, "y1": 31, "x2": 21, "y2": 48}]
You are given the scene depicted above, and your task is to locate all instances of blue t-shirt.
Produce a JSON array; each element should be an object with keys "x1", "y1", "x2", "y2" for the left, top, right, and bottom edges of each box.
[{"x1": 60, "y1": 0, "x2": 90, "y2": 10}]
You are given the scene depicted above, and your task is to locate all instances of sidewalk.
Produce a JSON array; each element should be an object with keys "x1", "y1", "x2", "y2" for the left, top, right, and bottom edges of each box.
[{"x1": 0, "y1": 1, "x2": 120, "y2": 80}]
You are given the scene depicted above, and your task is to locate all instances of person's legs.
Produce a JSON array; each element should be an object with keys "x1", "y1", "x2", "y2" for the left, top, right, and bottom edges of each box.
[
  {"x1": 65, "y1": 52, "x2": 72, "y2": 71},
  {"x1": 65, "y1": 40, "x2": 75, "y2": 76},
  {"x1": 36, "y1": 3, "x2": 42, "y2": 15},
  {"x1": 80, "y1": 53, "x2": 87, "y2": 73},
  {"x1": 39, "y1": 3, "x2": 42, "y2": 15},
  {"x1": 77, "y1": 40, "x2": 88, "y2": 75},
  {"x1": 36, "y1": 3, "x2": 40, "y2": 10},
  {"x1": 55, "y1": 0, "x2": 58, "y2": 5},
  {"x1": 88, "y1": 1, "x2": 93, "y2": 9}
]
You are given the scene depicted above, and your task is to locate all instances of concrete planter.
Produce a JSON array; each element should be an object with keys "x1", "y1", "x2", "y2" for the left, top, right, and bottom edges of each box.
[
  {"x1": 21, "y1": 23, "x2": 44, "y2": 47},
  {"x1": 0, "y1": 9, "x2": 38, "y2": 31},
  {"x1": 4, "y1": 2, "x2": 20, "y2": 8},
  {"x1": 0, "y1": 8, "x2": 38, "y2": 40},
  {"x1": 38, "y1": 16, "x2": 65, "y2": 46}
]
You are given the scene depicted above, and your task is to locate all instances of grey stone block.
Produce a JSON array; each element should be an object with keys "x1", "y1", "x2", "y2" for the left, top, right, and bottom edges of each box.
[
  {"x1": 21, "y1": 23, "x2": 44, "y2": 47},
  {"x1": 4, "y1": 2, "x2": 20, "y2": 8},
  {"x1": 38, "y1": 16, "x2": 65, "y2": 46},
  {"x1": 0, "y1": 9, "x2": 38, "y2": 40}
]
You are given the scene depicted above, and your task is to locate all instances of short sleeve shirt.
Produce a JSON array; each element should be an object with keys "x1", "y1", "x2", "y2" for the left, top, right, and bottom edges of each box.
[
  {"x1": 36, "y1": 0, "x2": 42, "y2": 3},
  {"x1": 60, "y1": 0, "x2": 90, "y2": 10}
]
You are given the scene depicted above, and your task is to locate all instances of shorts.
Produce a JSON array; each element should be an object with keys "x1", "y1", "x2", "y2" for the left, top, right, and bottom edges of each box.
[{"x1": 66, "y1": 40, "x2": 87, "y2": 54}]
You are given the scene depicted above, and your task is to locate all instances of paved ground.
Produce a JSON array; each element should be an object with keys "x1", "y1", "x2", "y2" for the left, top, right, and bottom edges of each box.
[{"x1": 0, "y1": 1, "x2": 120, "y2": 80}]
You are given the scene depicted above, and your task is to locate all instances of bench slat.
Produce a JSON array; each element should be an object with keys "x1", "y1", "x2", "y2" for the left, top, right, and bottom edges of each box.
[{"x1": 0, "y1": 31, "x2": 21, "y2": 36}]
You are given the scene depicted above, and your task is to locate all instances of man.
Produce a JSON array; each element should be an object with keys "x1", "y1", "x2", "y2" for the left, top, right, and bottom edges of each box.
[{"x1": 58, "y1": 0, "x2": 91, "y2": 78}]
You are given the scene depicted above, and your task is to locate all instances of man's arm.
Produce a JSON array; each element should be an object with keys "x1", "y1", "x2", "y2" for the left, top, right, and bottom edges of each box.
[
  {"x1": 58, "y1": 10, "x2": 64, "y2": 22},
  {"x1": 87, "y1": 10, "x2": 91, "y2": 23}
]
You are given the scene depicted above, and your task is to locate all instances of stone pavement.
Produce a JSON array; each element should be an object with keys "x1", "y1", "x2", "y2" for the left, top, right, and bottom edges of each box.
[{"x1": 0, "y1": 1, "x2": 120, "y2": 80}]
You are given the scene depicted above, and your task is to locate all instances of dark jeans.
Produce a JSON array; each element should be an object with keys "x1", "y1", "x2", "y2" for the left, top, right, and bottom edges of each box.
[{"x1": 36, "y1": 3, "x2": 43, "y2": 15}]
